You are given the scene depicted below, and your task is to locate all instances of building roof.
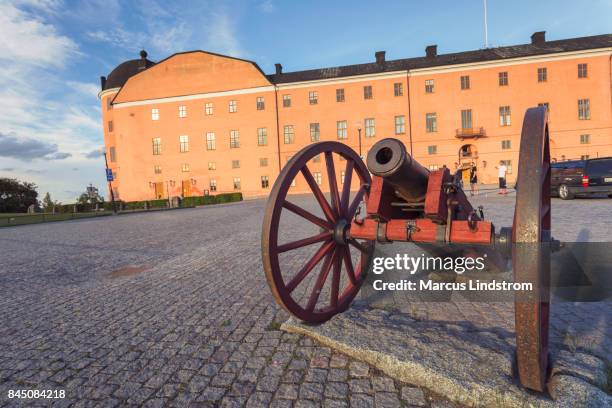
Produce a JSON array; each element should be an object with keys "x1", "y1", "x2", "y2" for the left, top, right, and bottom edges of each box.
[
  {"x1": 266, "y1": 33, "x2": 612, "y2": 84},
  {"x1": 102, "y1": 50, "x2": 156, "y2": 90}
]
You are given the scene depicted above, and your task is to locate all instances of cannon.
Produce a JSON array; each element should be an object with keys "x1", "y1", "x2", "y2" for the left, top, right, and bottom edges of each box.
[{"x1": 262, "y1": 107, "x2": 551, "y2": 392}]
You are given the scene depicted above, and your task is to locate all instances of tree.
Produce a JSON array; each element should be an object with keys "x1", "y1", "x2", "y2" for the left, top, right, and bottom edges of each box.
[
  {"x1": 42, "y1": 192, "x2": 54, "y2": 212},
  {"x1": 77, "y1": 185, "x2": 104, "y2": 205},
  {"x1": 0, "y1": 178, "x2": 39, "y2": 213}
]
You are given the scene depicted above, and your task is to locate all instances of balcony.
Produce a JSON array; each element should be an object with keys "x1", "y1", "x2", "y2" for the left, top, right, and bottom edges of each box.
[{"x1": 455, "y1": 127, "x2": 486, "y2": 140}]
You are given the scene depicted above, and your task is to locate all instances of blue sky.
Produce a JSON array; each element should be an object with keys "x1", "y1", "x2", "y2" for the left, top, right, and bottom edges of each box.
[{"x1": 1, "y1": 0, "x2": 611, "y2": 202}]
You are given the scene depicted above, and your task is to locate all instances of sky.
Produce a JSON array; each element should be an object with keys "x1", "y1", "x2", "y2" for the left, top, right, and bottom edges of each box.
[{"x1": 0, "y1": 0, "x2": 611, "y2": 202}]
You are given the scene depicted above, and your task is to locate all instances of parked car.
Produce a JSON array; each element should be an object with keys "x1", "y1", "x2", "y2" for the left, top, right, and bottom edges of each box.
[{"x1": 551, "y1": 157, "x2": 612, "y2": 199}]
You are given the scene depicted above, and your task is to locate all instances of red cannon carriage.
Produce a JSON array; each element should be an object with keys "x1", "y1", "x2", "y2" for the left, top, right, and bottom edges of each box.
[{"x1": 262, "y1": 107, "x2": 551, "y2": 392}]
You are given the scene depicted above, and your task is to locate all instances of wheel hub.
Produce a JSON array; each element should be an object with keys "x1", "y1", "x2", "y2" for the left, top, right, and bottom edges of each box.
[{"x1": 333, "y1": 219, "x2": 350, "y2": 244}]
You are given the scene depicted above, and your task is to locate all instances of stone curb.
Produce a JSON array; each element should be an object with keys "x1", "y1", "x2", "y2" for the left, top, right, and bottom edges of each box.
[{"x1": 282, "y1": 305, "x2": 610, "y2": 408}]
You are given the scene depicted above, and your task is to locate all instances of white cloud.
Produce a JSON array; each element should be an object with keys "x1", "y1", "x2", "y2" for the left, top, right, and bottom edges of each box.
[
  {"x1": 206, "y1": 11, "x2": 244, "y2": 57},
  {"x1": 67, "y1": 81, "x2": 100, "y2": 99},
  {"x1": 0, "y1": 2, "x2": 77, "y2": 67},
  {"x1": 259, "y1": 0, "x2": 275, "y2": 13}
]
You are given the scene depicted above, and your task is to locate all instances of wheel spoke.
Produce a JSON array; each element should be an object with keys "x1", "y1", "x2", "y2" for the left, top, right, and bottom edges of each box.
[
  {"x1": 306, "y1": 248, "x2": 337, "y2": 312},
  {"x1": 347, "y1": 185, "x2": 367, "y2": 219},
  {"x1": 340, "y1": 159, "x2": 354, "y2": 218},
  {"x1": 330, "y1": 249, "x2": 342, "y2": 307},
  {"x1": 277, "y1": 231, "x2": 332, "y2": 253},
  {"x1": 286, "y1": 241, "x2": 335, "y2": 293},
  {"x1": 348, "y1": 238, "x2": 369, "y2": 254},
  {"x1": 342, "y1": 246, "x2": 358, "y2": 286},
  {"x1": 301, "y1": 165, "x2": 336, "y2": 222},
  {"x1": 283, "y1": 200, "x2": 333, "y2": 230},
  {"x1": 325, "y1": 151, "x2": 341, "y2": 218}
]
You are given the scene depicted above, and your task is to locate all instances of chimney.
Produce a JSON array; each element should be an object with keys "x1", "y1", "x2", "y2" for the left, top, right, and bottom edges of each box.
[
  {"x1": 275, "y1": 63, "x2": 283, "y2": 75},
  {"x1": 100, "y1": 76, "x2": 107, "y2": 90},
  {"x1": 375, "y1": 51, "x2": 386, "y2": 65},
  {"x1": 531, "y1": 31, "x2": 546, "y2": 45},
  {"x1": 425, "y1": 45, "x2": 437, "y2": 58}
]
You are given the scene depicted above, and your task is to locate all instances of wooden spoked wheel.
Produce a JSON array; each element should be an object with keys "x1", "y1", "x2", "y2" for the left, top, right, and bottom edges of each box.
[
  {"x1": 262, "y1": 142, "x2": 374, "y2": 323},
  {"x1": 512, "y1": 107, "x2": 551, "y2": 392}
]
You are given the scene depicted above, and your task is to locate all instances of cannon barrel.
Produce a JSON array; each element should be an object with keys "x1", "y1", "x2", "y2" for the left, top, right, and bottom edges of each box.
[{"x1": 366, "y1": 138, "x2": 430, "y2": 202}]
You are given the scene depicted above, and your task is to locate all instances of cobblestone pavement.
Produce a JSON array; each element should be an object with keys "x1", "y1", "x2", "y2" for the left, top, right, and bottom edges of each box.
[{"x1": 0, "y1": 193, "x2": 610, "y2": 407}]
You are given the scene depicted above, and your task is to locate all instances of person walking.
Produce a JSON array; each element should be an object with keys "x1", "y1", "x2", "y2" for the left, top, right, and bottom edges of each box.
[
  {"x1": 496, "y1": 160, "x2": 508, "y2": 195},
  {"x1": 469, "y1": 162, "x2": 478, "y2": 196}
]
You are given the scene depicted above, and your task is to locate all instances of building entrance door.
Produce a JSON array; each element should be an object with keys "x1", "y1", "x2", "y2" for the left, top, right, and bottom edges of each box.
[
  {"x1": 182, "y1": 180, "x2": 192, "y2": 197},
  {"x1": 154, "y1": 182, "x2": 165, "y2": 199}
]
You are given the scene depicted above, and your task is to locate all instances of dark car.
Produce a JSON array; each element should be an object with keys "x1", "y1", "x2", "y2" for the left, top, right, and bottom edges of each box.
[{"x1": 551, "y1": 157, "x2": 612, "y2": 199}]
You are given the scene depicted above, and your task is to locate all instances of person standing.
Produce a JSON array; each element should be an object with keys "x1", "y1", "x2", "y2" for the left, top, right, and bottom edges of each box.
[
  {"x1": 496, "y1": 160, "x2": 508, "y2": 195},
  {"x1": 469, "y1": 162, "x2": 478, "y2": 196}
]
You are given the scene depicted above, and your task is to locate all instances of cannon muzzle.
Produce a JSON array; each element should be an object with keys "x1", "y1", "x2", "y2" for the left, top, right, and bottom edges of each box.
[{"x1": 366, "y1": 138, "x2": 430, "y2": 202}]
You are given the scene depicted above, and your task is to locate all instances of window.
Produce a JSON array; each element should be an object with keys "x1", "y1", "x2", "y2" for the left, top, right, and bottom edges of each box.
[
  {"x1": 581, "y1": 155, "x2": 590, "y2": 160},
  {"x1": 210, "y1": 179, "x2": 217, "y2": 192},
  {"x1": 260, "y1": 158, "x2": 268, "y2": 167},
  {"x1": 179, "y1": 135, "x2": 189, "y2": 152},
  {"x1": 182, "y1": 163, "x2": 190, "y2": 172},
  {"x1": 206, "y1": 132, "x2": 216, "y2": 150},
  {"x1": 460, "y1": 75, "x2": 470, "y2": 90},
  {"x1": 229, "y1": 100, "x2": 237, "y2": 113},
  {"x1": 313, "y1": 172, "x2": 322, "y2": 185},
  {"x1": 257, "y1": 128, "x2": 268, "y2": 146},
  {"x1": 363, "y1": 85, "x2": 373, "y2": 99},
  {"x1": 108, "y1": 120, "x2": 113, "y2": 132},
  {"x1": 499, "y1": 72, "x2": 508, "y2": 86},
  {"x1": 394, "y1": 83, "x2": 403, "y2": 96},
  {"x1": 233, "y1": 177, "x2": 241, "y2": 190},
  {"x1": 336, "y1": 121, "x2": 348, "y2": 139},
  {"x1": 538, "y1": 102, "x2": 550, "y2": 112},
  {"x1": 154, "y1": 165, "x2": 162, "y2": 174},
  {"x1": 499, "y1": 106, "x2": 511, "y2": 126},
  {"x1": 425, "y1": 79, "x2": 434, "y2": 93},
  {"x1": 578, "y1": 63, "x2": 588, "y2": 78},
  {"x1": 230, "y1": 130, "x2": 240, "y2": 148},
  {"x1": 178, "y1": 105, "x2": 187, "y2": 118},
  {"x1": 394, "y1": 116, "x2": 405, "y2": 135},
  {"x1": 109, "y1": 146, "x2": 116, "y2": 162},
  {"x1": 152, "y1": 138, "x2": 161, "y2": 155},
  {"x1": 336, "y1": 88, "x2": 345, "y2": 102},
  {"x1": 537, "y1": 67, "x2": 547, "y2": 82},
  {"x1": 310, "y1": 123, "x2": 320, "y2": 142},
  {"x1": 284, "y1": 125, "x2": 295, "y2": 144},
  {"x1": 256, "y1": 97, "x2": 265, "y2": 110},
  {"x1": 313, "y1": 154, "x2": 321, "y2": 163},
  {"x1": 425, "y1": 113, "x2": 437, "y2": 133},
  {"x1": 283, "y1": 94, "x2": 291, "y2": 107},
  {"x1": 501, "y1": 140, "x2": 511, "y2": 150},
  {"x1": 364, "y1": 118, "x2": 375, "y2": 138},
  {"x1": 309, "y1": 91, "x2": 318, "y2": 105},
  {"x1": 578, "y1": 99, "x2": 590, "y2": 120},
  {"x1": 205, "y1": 103, "x2": 213, "y2": 115},
  {"x1": 232, "y1": 160, "x2": 240, "y2": 169},
  {"x1": 106, "y1": 97, "x2": 112, "y2": 110},
  {"x1": 340, "y1": 171, "x2": 345, "y2": 184},
  {"x1": 427, "y1": 145, "x2": 437, "y2": 155},
  {"x1": 580, "y1": 134, "x2": 590, "y2": 144},
  {"x1": 461, "y1": 109, "x2": 473, "y2": 129},
  {"x1": 428, "y1": 164, "x2": 439, "y2": 171},
  {"x1": 151, "y1": 108, "x2": 159, "y2": 120},
  {"x1": 208, "y1": 162, "x2": 216, "y2": 170},
  {"x1": 500, "y1": 160, "x2": 512, "y2": 174},
  {"x1": 261, "y1": 176, "x2": 270, "y2": 189}
]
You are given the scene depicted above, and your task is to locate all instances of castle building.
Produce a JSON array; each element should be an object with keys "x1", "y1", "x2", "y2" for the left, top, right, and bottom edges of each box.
[{"x1": 98, "y1": 32, "x2": 612, "y2": 201}]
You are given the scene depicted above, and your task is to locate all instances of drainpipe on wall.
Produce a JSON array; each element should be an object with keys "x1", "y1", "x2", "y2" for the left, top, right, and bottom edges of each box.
[
  {"x1": 274, "y1": 86, "x2": 282, "y2": 173},
  {"x1": 406, "y1": 72, "x2": 414, "y2": 156}
]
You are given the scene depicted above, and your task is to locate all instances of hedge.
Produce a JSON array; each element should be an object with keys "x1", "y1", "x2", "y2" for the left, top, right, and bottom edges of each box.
[{"x1": 48, "y1": 193, "x2": 242, "y2": 214}]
